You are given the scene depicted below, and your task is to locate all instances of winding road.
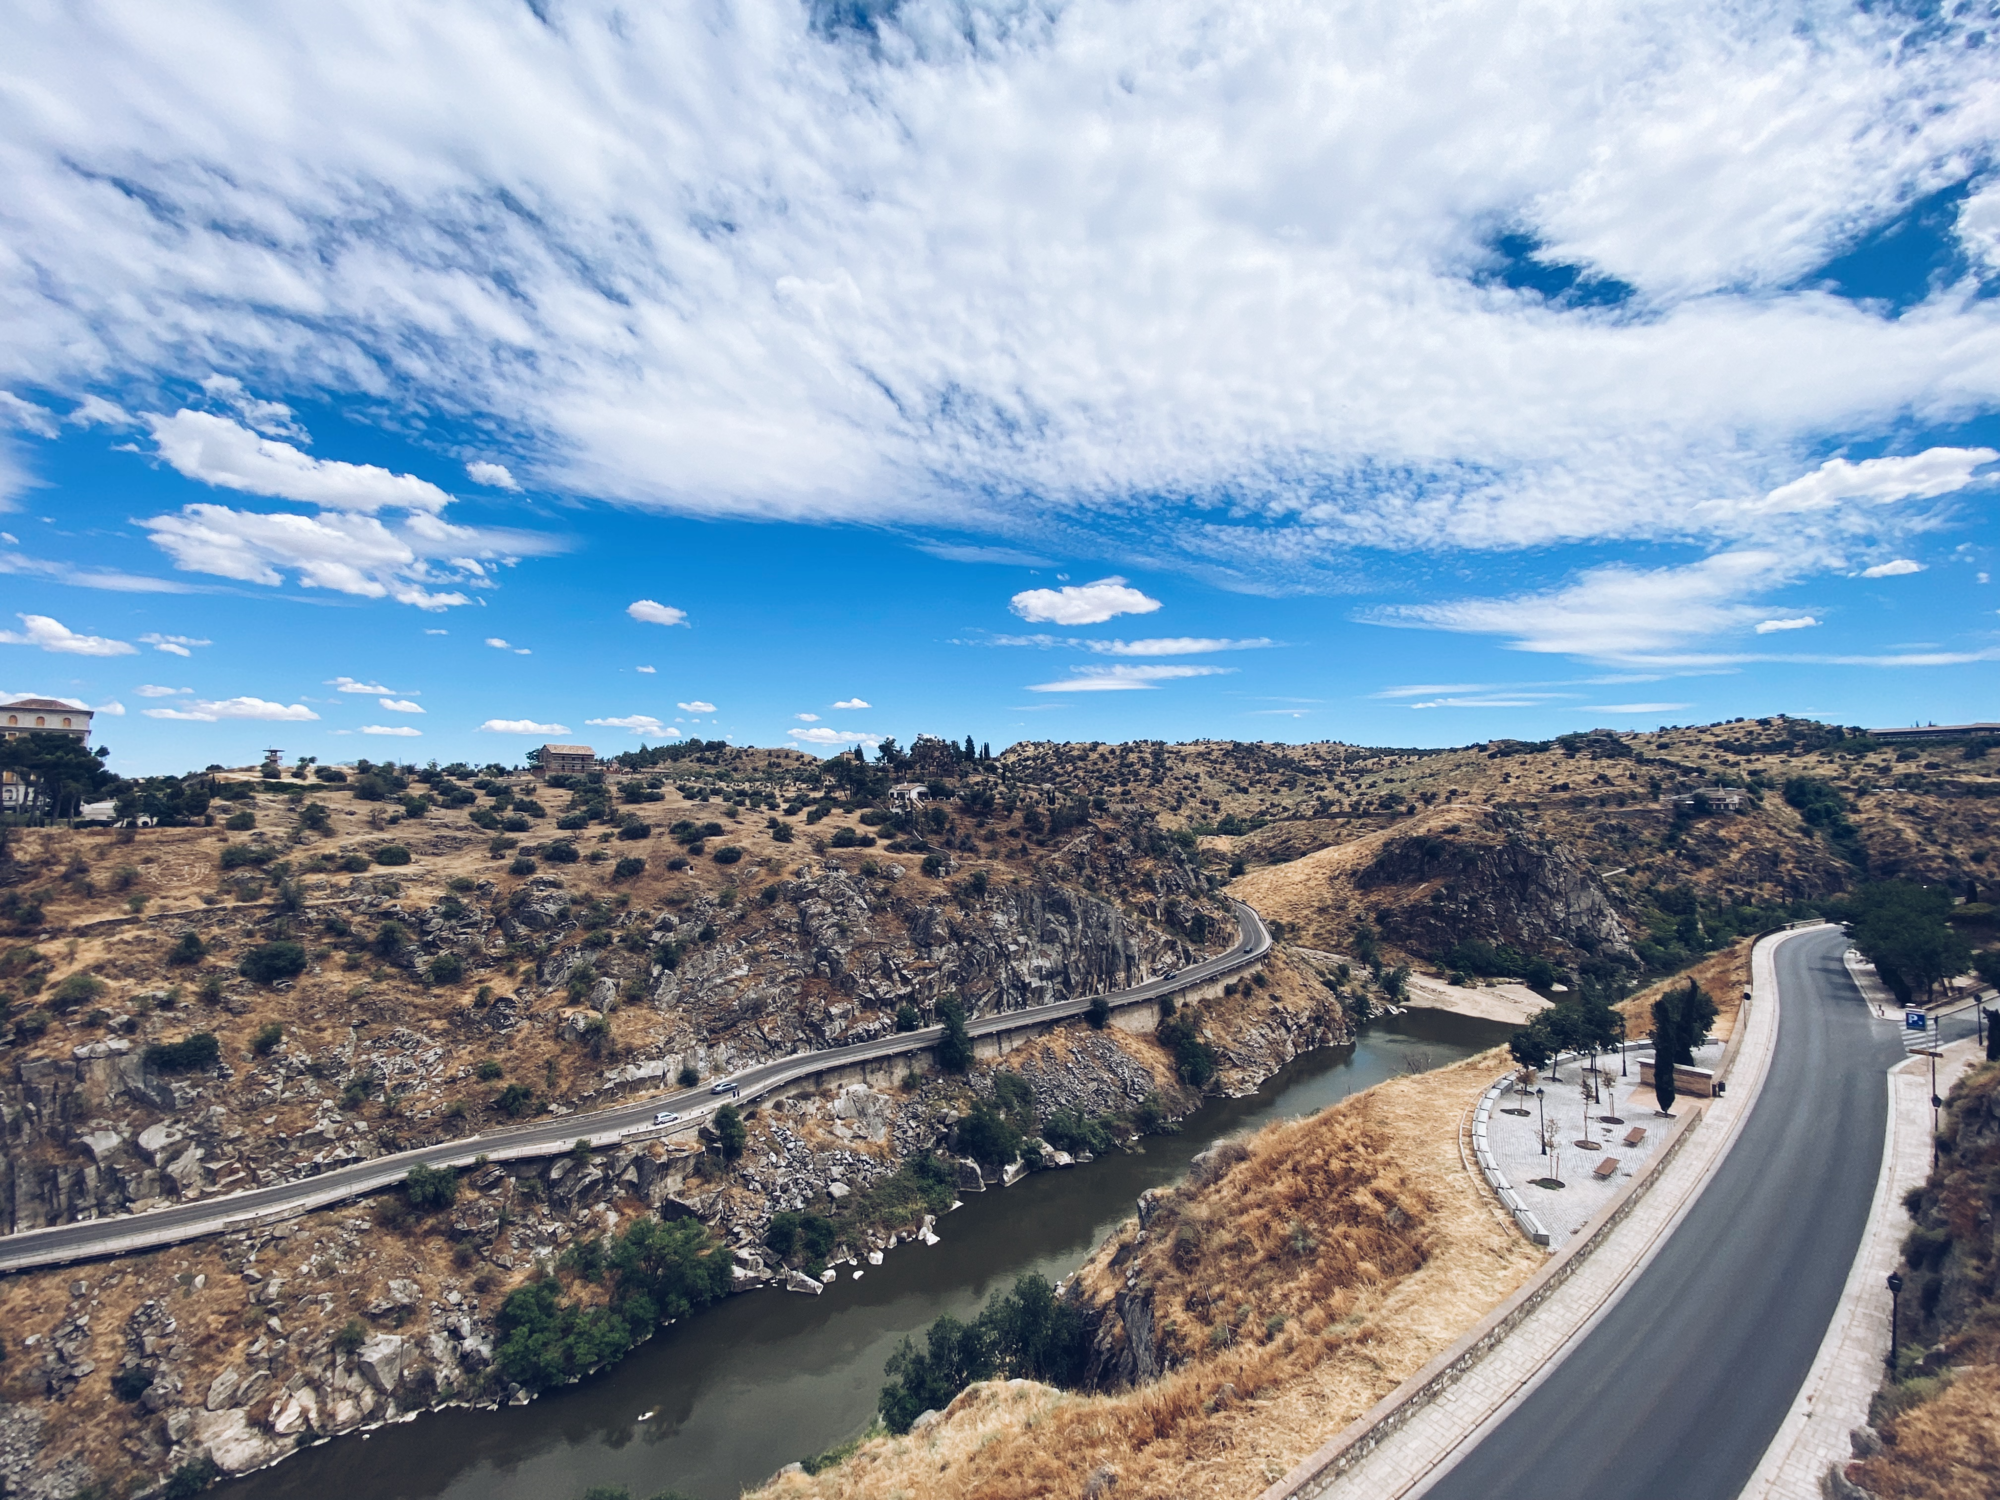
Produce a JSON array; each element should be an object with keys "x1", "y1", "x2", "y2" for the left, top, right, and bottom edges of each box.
[
  {"x1": 1424, "y1": 922, "x2": 1907, "y2": 1500},
  {"x1": 0, "y1": 900, "x2": 1270, "y2": 1274}
]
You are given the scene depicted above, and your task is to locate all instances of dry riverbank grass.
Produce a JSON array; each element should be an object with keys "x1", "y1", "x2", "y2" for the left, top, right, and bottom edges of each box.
[{"x1": 753, "y1": 1048, "x2": 1542, "y2": 1500}]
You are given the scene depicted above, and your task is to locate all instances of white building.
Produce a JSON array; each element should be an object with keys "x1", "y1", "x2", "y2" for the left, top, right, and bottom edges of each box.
[{"x1": 1, "y1": 696, "x2": 94, "y2": 810}]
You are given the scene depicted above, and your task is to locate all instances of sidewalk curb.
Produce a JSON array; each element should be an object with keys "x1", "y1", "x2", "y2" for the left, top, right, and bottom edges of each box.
[
  {"x1": 1257, "y1": 923, "x2": 1821, "y2": 1500},
  {"x1": 1739, "y1": 1034, "x2": 1984, "y2": 1500}
]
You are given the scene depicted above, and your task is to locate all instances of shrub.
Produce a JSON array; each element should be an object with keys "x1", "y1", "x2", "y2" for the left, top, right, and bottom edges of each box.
[
  {"x1": 13, "y1": 1010, "x2": 51, "y2": 1042},
  {"x1": 677, "y1": 1063, "x2": 699, "y2": 1087},
  {"x1": 238, "y1": 941, "x2": 307, "y2": 985},
  {"x1": 616, "y1": 817, "x2": 650, "y2": 841},
  {"x1": 1157, "y1": 1011, "x2": 1216, "y2": 1086},
  {"x1": 712, "y1": 846, "x2": 743, "y2": 865},
  {"x1": 509, "y1": 856, "x2": 537, "y2": 876},
  {"x1": 51, "y1": 973, "x2": 106, "y2": 1012},
  {"x1": 224, "y1": 810, "x2": 257, "y2": 832},
  {"x1": 765, "y1": 1210, "x2": 838, "y2": 1265},
  {"x1": 405, "y1": 1163, "x2": 459, "y2": 1211},
  {"x1": 429, "y1": 952, "x2": 466, "y2": 986},
  {"x1": 146, "y1": 1033, "x2": 221, "y2": 1073},
  {"x1": 111, "y1": 1365, "x2": 154, "y2": 1402},
  {"x1": 334, "y1": 1317, "x2": 367, "y2": 1353},
  {"x1": 495, "y1": 1082, "x2": 535, "y2": 1117},
  {"x1": 1086, "y1": 995, "x2": 1111, "y2": 1029},
  {"x1": 160, "y1": 1457, "x2": 223, "y2": 1499},
  {"x1": 251, "y1": 1022, "x2": 284, "y2": 1056},
  {"x1": 543, "y1": 841, "x2": 580, "y2": 865},
  {"x1": 936, "y1": 997, "x2": 974, "y2": 1072},
  {"x1": 612, "y1": 856, "x2": 646, "y2": 882},
  {"x1": 713, "y1": 1102, "x2": 747, "y2": 1160},
  {"x1": 372, "y1": 844, "x2": 412, "y2": 867},
  {"x1": 956, "y1": 1101, "x2": 1021, "y2": 1170},
  {"x1": 218, "y1": 843, "x2": 272, "y2": 870},
  {"x1": 372, "y1": 921, "x2": 412, "y2": 961},
  {"x1": 894, "y1": 1002, "x2": 920, "y2": 1032},
  {"x1": 921, "y1": 852, "x2": 944, "y2": 877},
  {"x1": 339, "y1": 853, "x2": 372, "y2": 873}
]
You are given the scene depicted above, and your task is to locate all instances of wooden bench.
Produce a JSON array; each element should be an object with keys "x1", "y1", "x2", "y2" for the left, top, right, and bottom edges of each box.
[
  {"x1": 1593, "y1": 1157, "x2": 1621, "y2": 1181},
  {"x1": 1622, "y1": 1127, "x2": 1647, "y2": 1148}
]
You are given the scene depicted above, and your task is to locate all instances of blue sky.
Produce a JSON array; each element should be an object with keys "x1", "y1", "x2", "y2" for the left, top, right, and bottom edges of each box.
[{"x1": 2, "y1": 1, "x2": 1998, "y2": 775}]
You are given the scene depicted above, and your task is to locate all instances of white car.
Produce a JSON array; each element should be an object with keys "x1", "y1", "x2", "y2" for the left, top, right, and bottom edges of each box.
[
  {"x1": 653, "y1": 1110, "x2": 681, "y2": 1125},
  {"x1": 711, "y1": 1080, "x2": 735, "y2": 1095}
]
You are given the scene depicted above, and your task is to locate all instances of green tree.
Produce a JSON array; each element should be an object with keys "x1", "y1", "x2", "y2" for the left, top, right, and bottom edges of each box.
[
  {"x1": 0, "y1": 735, "x2": 116, "y2": 818},
  {"x1": 494, "y1": 1082, "x2": 535, "y2": 1117},
  {"x1": 956, "y1": 1100, "x2": 1022, "y2": 1171},
  {"x1": 166, "y1": 930, "x2": 206, "y2": 966},
  {"x1": 145, "y1": 1033, "x2": 220, "y2": 1073},
  {"x1": 713, "y1": 1102, "x2": 747, "y2": 1161},
  {"x1": 1085, "y1": 995, "x2": 1111, "y2": 1030},
  {"x1": 251, "y1": 1022, "x2": 284, "y2": 1056},
  {"x1": 878, "y1": 1313, "x2": 994, "y2": 1434},
  {"x1": 1846, "y1": 881, "x2": 1975, "y2": 1004},
  {"x1": 936, "y1": 996, "x2": 975, "y2": 1073},
  {"x1": 1650, "y1": 979, "x2": 1717, "y2": 1068},
  {"x1": 405, "y1": 1163, "x2": 459, "y2": 1211}
]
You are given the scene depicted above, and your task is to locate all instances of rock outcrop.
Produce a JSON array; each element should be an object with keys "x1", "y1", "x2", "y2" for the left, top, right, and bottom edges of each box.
[{"x1": 1354, "y1": 813, "x2": 1633, "y2": 962}]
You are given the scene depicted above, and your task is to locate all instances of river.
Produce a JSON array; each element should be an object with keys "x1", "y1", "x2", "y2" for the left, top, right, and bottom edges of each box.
[{"x1": 216, "y1": 1008, "x2": 1511, "y2": 1500}]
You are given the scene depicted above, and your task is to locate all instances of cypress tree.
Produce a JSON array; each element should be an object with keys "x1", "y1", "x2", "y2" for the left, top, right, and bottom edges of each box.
[{"x1": 937, "y1": 996, "x2": 975, "y2": 1073}]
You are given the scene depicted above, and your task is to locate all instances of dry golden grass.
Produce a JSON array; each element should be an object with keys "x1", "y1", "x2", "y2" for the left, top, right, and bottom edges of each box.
[
  {"x1": 1225, "y1": 807, "x2": 1490, "y2": 956},
  {"x1": 1617, "y1": 938, "x2": 1752, "y2": 1041},
  {"x1": 1849, "y1": 1365, "x2": 2000, "y2": 1499},
  {"x1": 751, "y1": 1049, "x2": 1541, "y2": 1500}
]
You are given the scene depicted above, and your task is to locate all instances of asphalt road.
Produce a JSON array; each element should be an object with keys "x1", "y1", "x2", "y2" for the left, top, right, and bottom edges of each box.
[
  {"x1": 1425, "y1": 923, "x2": 1906, "y2": 1500},
  {"x1": 0, "y1": 899, "x2": 1269, "y2": 1273}
]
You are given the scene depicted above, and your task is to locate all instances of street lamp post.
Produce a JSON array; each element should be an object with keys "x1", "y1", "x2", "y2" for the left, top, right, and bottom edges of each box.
[
  {"x1": 1886, "y1": 1272, "x2": 1903, "y2": 1373},
  {"x1": 1536, "y1": 1087, "x2": 1547, "y2": 1157},
  {"x1": 1930, "y1": 1047, "x2": 1942, "y2": 1171}
]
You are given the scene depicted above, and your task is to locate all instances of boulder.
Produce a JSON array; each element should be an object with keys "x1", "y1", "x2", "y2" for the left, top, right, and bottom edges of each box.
[
  {"x1": 356, "y1": 1333, "x2": 408, "y2": 1393},
  {"x1": 785, "y1": 1269, "x2": 825, "y2": 1296},
  {"x1": 385, "y1": 1278, "x2": 421, "y2": 1308},
  {"x1": 204, "y1": 1367, "x2": 241, "y2": 1412},
  {"x1": 192, "y1": 1407, "x2": 280, "y2": 1473},
  {"x1": 956, "y1": 1158, "x2": 986, "y2": 1192},
  {"x1": 270, "y1": 1385, "x2": 319, "y2": 1436},
  {"x1": 77, "y1": 1129, "x2": 124, "y2": 1165},
  {"x1": 134, "y1": 1122, "x2": 184, "y2": 1167}
]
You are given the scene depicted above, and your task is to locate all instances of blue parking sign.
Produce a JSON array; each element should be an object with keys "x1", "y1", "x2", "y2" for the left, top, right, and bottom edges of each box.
[{"x1": 1905, "y1": 1010, "x2": 1927, "y2": 1032}]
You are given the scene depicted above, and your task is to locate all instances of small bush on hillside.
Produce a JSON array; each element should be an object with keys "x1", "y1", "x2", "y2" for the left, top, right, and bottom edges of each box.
[
  {"x1": 51, "y1": 973, "x2": 106, "y2": 1012},
  {"x1": 405, "y1": 1163, "x2": 459, "y2": 1211},
  {"x1": 495, "y1": 1082, "x2": 535, "y2": 1117},
  {"x1": 372, "y1": 844, "x2": 412, "y2": 867},
  {"x1": 339, "y1": 853, "x2": 372, "y2": 873},
  {"x1": 677, "y1": 1063, "x2": 699, "y2": 1087},
  {"x1": 712, "y1": 846, "x2": 743, "y2": 864},
  {"x1": 509, "y1": 856, "x2": 537, "y2": 875},
  {"x1": 428, "y1": 952, "x2": 466, "y2": 985},
  {"x1": 251, "y1": 1022, "x2": 284, "y2": 1056},
  {"x1": 477, "y1": 1058, "x2": 504, "y2": 1081},
  {"x1": 224, "y1": 810, "x2": 257, "y2": 832},
  {"x1": 146, "y1": 1033, "x2": 221, "y2": 1073},
  {"x1": 238, "y1": 941, "x2": 307, "y2": 985},
  {"x1": 612, "y1": 856, "x2": 646, "y2": 882},
  {"x1": 218, "y1": 843, "x2": 272, "y2": 870},
  {"x1": 543, "y1": 841, "x2": 580, "y2": 865}
]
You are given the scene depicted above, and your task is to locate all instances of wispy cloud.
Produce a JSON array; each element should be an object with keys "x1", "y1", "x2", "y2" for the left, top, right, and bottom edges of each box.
[
  {"x1": 588, "y1": 714, "x2": 673, "y2": 737},
  {"x1": 916, "y1": 541, "x2": 1055, "y2": 567},
  {"x1": 478, "y1": 718, "x2": 569, "y2": 734},
  {"x1": 1027, "y1": 664, "x2": 1232, "y2": 693},
  {"x1": 789, "y1": 726, "x2": 882, "y2": 746},
  {"x1": 140, "y1": 632, "x2": 212, "y2": 656},
  {"x1": 144, "y1": 695, "x2": 318, "y2": 722},
  {"x1": 677, "y1": 699, "x2": 715, "y2": 714},
  {"x1": 1858, "y1": 559, "x2": 1924, "y2": 578},
  {"x1": 984, "y1": 633, "x2": 1274, "y2": 656},
  {"x1": 1579, "y1": 702, "x2": 1695, "y2": 713},
  {"x1": 361, "y1": 723, "x2": 422, "y2": 736},
  {"x1": 376, "y1": 698, "x2": 424, "y2": 713},
  {"x1": 1755, "y1": 615, "x2": 1820, "y2": 633}
]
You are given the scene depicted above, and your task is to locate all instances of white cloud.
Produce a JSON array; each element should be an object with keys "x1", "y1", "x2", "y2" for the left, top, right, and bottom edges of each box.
[
  {"x1": 135, "y1": 684, "x2": 190, "y2": 697},
  {"x1": 149, "y1": 409, "x2": 449, "y2": 513},
  {"x1": 1027, "y1": 664, "x2": 1232, "y2": 692},
  {"x1": 467, "y1": 460, "x2": 519, "y2": 489},
  {"x1": 424, "y1": 627, "x2": 448, "y2": 634},
  {"x1": 143, "y1": 695, "x2": 319, "y2": 722},
  {"x1": 986, "y1": 634, "x2": 1274, "y2": 655},
  {"x1": 68, "y1": 395, "x2": 134, "y2": 429},
  {"x1": 789, "y1": 726, "x2": 882, "y2": 746},
  {"x1": 139, "y1": 632, "x2": 212, "y2": 656},
  {"x1": 1407, "y1": 696, "x2": 1565, "y2": 709},
  {"x1": 795, "y1": 712, "x2": 820, "y2": 721},
  {"x1": 1011, "y1": 577, "x2": 1162, "y2": 627},
  {"x1": 1727, "y1": 449, "x2": 1996, "y2": 519},
  {"x1": 587, "y1": 713, "x2": 671, "y2": 737},
  {"x1": 636, "y1": 665, "x2": 656, "y2": 673},
  {"x1": 478, "y1": 718, "x2": 569, "y2": 734},
  {"x1": 377, "y1": 698, "x2": 425, "y2": 713},
  {"x1": 1579, "y1": 702, "x2": 1694, "y2": 713},
  {"x1": 327, "y1": 677, "x2": 397, "y2": 694},
  {"x1": 1755, "y1": 615, "x2": 1820, "y2": 633},
  {"x1": 7, "y1": 4, "x2": 2000, "y2": 591},
  {"x1": 831, "y1": 698, "x2": 870, "y2": 710},
  {"x1": 0, "y1": 613, "x2": 137, "y2": 656},
  {"x1": 677, "y1": 700, "x2": 716, "y2": 713},
  {"x1": 93, "y1": 699, "x2": 124, "y2": 716},
  {"x1": 917, "y1": 542, "x2": 1057, "y2": 566},
  {"x1": 134, "y1": 410, "x2": 561, "y2": 609},
  {"x1": 627, "y1": 599, "x2": 689, "y2": 627},
  {"x1": 1859, "y1": 558, "x2": 1924, "y2": 577},
  {"x1": 484, "y1": 638, "x2": 511, "y2": 649},
  {"x1": 361, "y1": 723, "x2": 422, "y2": 736},
  {"x1": 0, "y1": 392, "x2": 58, "y2": 438},
  {"x1": 1379, "y1": 551, "x2": 1788, "y2": 658}
]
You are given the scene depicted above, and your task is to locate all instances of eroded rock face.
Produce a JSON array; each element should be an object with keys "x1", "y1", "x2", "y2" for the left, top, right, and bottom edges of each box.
[{"x1": 1355, "y1": 813, "x2": 1633, "y2": 962}]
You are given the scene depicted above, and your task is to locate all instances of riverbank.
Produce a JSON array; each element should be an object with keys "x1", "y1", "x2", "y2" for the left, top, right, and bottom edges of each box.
[{"x1": 749, "y1": 1045, "x2": 1544, "y2": 1500}]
